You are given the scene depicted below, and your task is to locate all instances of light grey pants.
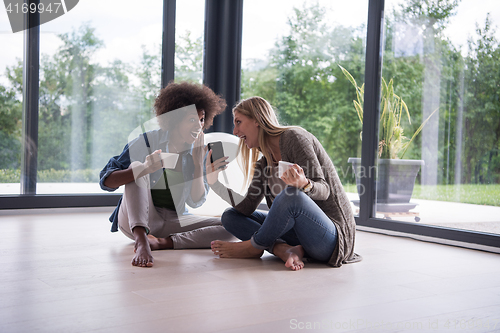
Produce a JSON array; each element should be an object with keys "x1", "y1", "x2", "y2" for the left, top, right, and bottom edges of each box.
[{"x1": 118, "y1": 173, "x2": 237, "y2": 249}]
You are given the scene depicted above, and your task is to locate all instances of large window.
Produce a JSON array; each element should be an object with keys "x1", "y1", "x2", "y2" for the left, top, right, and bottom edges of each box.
[
  {"x1": 241, "y1": 0, "x2": 368, "y2": 214},
  {"x1": 0, "y1": 0, "x2": 163, "y2": 195},
  {"x1": 367, "y1": 0, "x2": 500, "y2": 235},
  {"x1": 2, "y1": 0, "x2": 499, "y2": 249}
]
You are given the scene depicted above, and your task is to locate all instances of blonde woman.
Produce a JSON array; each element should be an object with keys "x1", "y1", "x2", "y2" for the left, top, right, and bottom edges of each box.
[{"x1": 207, "y1": 96, "x2": 360, "y2": 270}]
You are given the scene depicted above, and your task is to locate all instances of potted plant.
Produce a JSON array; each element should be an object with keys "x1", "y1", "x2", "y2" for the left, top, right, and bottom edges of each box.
[{"x1": 340, "y1": 65, "x2": 438, "y2": 212}]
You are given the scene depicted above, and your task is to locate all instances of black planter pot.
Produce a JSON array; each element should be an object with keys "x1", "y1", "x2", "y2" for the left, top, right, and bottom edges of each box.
[{"x1": 348, "y1": 158, "x2": 424, "y2": 208}]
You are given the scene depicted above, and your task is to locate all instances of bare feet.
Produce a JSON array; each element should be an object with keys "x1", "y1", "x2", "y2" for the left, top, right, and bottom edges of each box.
[
  {"x1": 131, "y1": 235, "x2": 173, "y2": 267},
  {"x1": 211, "y1": 240, "x2": 264, "y2": 258},
  {"x1": 147, "y1": 235, "x2": 173, "y2": 250},
  {"x1": 273, "y1": 243, "x2": 305, "y2": 271},
  {"x1": 132, "y1": 239, "x2": 154, "y2": 267},
  {"x1": 131, "y1": 226, "x2": 153, "y2": 267}
]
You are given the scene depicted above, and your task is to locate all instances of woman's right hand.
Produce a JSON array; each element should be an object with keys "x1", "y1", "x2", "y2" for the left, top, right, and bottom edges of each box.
[
  {"x1": 142, "y1": 149, "x2": 163, "y2": 175},
  {"x1": 128, "y1": 149, "x2": 162, "y2": 183},
  {"x1": 205, "y1": 148, "x2": 229, "y2": 185}
]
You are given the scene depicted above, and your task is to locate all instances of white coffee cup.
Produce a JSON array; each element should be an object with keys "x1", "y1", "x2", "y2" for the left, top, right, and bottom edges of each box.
[
  {"x1": 160, "y1": 153, "x2": 179, "y2": 169},
  {"x1": 278, "y1": 160, "x2": 295, "y2": 178}
]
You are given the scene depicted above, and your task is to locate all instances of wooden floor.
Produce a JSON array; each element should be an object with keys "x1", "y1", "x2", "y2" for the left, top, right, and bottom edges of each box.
[{"x1": 1, "y1": 208, "x2": 500, "y2": 333}]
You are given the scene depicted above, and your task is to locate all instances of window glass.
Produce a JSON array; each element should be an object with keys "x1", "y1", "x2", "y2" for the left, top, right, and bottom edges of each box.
[
  {"x1": 0, "y1": 10, "x2": 23, "y2": 195},
  {"x1": 175, "y1": 0, "x2": 204, "y2": 83},
  {"x1": 241, "y1": 0, "x2": 368, "y2": 215},
  {"x1": 375, "y1": 0, "x2": 500, "y2": 234},
  {"x1": 35, "y1": 0, "x2": 162, "y2": 194}
]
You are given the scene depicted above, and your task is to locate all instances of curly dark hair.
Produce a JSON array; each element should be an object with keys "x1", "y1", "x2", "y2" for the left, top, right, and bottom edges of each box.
[{"x1": 154, "y1": 81, "x2": 226, "y2": 130}]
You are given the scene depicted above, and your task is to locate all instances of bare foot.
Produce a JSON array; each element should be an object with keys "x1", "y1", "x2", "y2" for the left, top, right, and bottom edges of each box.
[
  {"x1": 211, "y1": 240, "x2": 263, "y2": 258},
  {"x1": 131, "y1": 226, "x2": 153, "y2": 267},
  {"x1": 147, "y1": 235, "x2": 173, "y2": 250},
  {"x1": 132, "y1": 240, "x2": 154, "y2": 267},
  {"x1": 273, "y1": 243, "x2": 305, "y2": 271}
]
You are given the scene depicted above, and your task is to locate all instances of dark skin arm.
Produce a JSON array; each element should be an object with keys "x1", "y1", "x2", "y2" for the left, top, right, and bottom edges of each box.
[{"x1": 103, "y1": 168, "x2": 136, "y2": 189}]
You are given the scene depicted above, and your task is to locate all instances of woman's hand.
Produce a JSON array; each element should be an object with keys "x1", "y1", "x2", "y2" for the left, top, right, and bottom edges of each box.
[
  {"x1": 142, "y1": 149, "x2": 163, "y2": 175},
  {"x1": 280, "y1": 164, "x2": 308, "y2": 189},
  {"x1": 205, "y1": 148, "x2": 229, "y2": 185},
  {"x1": 192, "y1": 132, "x2": 205, "y2": 169},
  {"x1": 190, "y1": 132, "x2": 207, "y2": 201},
  {"x1": 130, "y1": 149, "x2": 163, "y2": 181}
]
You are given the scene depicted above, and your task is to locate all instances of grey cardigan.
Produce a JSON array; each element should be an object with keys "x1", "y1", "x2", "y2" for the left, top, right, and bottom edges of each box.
[{"x1": 211, "y1": 127, "x2": 360, "y2": 267}]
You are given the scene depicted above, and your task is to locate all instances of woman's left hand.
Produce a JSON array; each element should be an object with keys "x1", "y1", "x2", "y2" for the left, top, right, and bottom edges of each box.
[
  {"x1": 192, "y1": 132, "x2": 205, "y2": 168},
  {"x1": 281, "y1": 164, "x2": 309, "y2": 189}
]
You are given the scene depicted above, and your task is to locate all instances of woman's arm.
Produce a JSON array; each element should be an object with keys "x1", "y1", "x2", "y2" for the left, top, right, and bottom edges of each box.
[
  {"x1": 189, "y1": 133, "x2": 207, "y2": 202},
  {"x1": 206, "y1": 150, "x2": 265, "y2": 215},
  {"x1": 103, "y1": 149, "x2": 163, "y2": 189},
  {"x1": 282, "y1": 130, "x2": 330, "y2": 201},
  {"x1": 103, "y1": 168, "x2": 136, "y2": 189}
]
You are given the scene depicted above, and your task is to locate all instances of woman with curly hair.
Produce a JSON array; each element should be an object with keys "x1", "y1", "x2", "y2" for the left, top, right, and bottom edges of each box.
[{"x1": 100, "y1": 81, "x2": 236, "y2": 267}]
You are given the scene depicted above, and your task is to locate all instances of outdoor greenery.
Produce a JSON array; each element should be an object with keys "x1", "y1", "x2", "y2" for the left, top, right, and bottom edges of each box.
[
  {"x1": 0, "y1": 24, "x2": 200, "y2": 184},
  {"x1": 343, "y1": 183, "x2": 500, "y2": 207},
  {"x1": 241, "y1": 1, "x2": 500, "y2": 186},
  {"x1": 412, "y1": 184, "x2": 500, "y2": 206},
  {"x1": 0, "y1": 1, "x2": 499, "y2": 201},
  {"x1": 0, "y1": 168, "x2": 100, "y2": 183},
  {"x1": 340, "y1": 65, "x2": 438, "y2": 159}
]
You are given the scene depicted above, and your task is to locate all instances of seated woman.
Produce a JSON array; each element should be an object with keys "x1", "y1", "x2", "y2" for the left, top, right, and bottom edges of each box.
[
  {"x1": 207, "y1": 96, "x2": 360, "y2": 270},
  {"x1": 100, "y1": 82, "x2": 236, "y2": 268}
]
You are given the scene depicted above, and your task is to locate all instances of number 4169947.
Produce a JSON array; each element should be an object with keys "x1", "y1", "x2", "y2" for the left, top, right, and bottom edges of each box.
[{"x1": 6, "y1": 2, "x2": 62, "y2": 14}]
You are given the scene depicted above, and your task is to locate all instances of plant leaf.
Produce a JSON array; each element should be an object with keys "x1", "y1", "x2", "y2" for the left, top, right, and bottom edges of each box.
[{"x1": 400, "y1": 107, "x2": 439, "y2": 158}]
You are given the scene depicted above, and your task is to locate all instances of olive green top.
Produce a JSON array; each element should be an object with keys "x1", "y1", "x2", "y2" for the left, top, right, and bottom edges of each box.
[{"x1": 151, "y1": 169, "x2": 184, "y2": 211}]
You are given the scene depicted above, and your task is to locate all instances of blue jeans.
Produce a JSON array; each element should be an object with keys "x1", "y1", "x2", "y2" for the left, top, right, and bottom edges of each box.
[{"x1": 221, "y1": 187, "x2": 338, "y2": 262}]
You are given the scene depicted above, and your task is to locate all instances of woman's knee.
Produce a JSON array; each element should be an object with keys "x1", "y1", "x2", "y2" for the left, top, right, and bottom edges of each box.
[
  {"x1": 274, "y1": 186, "x2": 306, "y2": 207},
  {"x1": 221, "y1": 207, "x2": 240, "y2": 229}
]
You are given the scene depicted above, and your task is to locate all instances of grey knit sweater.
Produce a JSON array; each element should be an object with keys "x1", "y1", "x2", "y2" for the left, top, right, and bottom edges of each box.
[{"x1": 210, "y1": 127, "x2": 360, "y2": 267}]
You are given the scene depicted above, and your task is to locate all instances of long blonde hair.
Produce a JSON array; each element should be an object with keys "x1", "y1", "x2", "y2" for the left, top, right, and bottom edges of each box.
[{"x1": 233, "y1": 96, "x2": 299, "y2": 187}]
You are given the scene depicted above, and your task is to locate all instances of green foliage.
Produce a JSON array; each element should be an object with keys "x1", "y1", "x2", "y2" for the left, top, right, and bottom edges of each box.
[
  {"x1": 3, "y1": 23, "x2": 160, "y2": 173},
  {"x1": 341, "y1": 66, "x2": 438, "y2": 159},
  {"x1": 240, "y1": 0, "x2": 499, "y2": 187},
  {"x1": 460, "y1": 14, "x2": 500, "y2": 184},
  {"x1": 0, "y1": 168, "x2": 99, "y2": 183},
  {"x1": 37, "y1": 168, "x2": 100, "y2": 182},
  {"x1": 241, "y1": 2, "x2": 365, "y2": 183},
  {"x1": 175, "y1": 31, "x2": 203, "y2": 83},
  {"x1": 5, "y1": 59, "x2": 23, "y2": 94},
  {"x1": 0, "y1": 168, "x2": 20, "y2": 183},
  {"x1": 0, "y1": 22, "x2": 206, "y2": 187},
  {"x1": 1, "y1": 0, "x2": 499, "y2": 191},
  {"x1": 0, "y1": 83, "x2": 22, "y2": 169},
  {"x1": 0, "y1": 86, "x2": 21, "y2": 134},
  {"x1": 400, "y1": 0, "x2": 460, "y2": 32},
  {"x1": 136, "y1": 44, "x2": 161, "y2": 109},
  {"x1": 381, "y1": 0, "x2": 499, "y2": 184},
  {"x1": 241, "y1": 65, "x2": 278, "y2": 102}
]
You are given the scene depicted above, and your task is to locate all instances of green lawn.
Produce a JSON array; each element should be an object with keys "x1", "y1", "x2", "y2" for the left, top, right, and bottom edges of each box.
[{"x1": 343, "y1": 183, "x2": 500, "y2": 207}]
